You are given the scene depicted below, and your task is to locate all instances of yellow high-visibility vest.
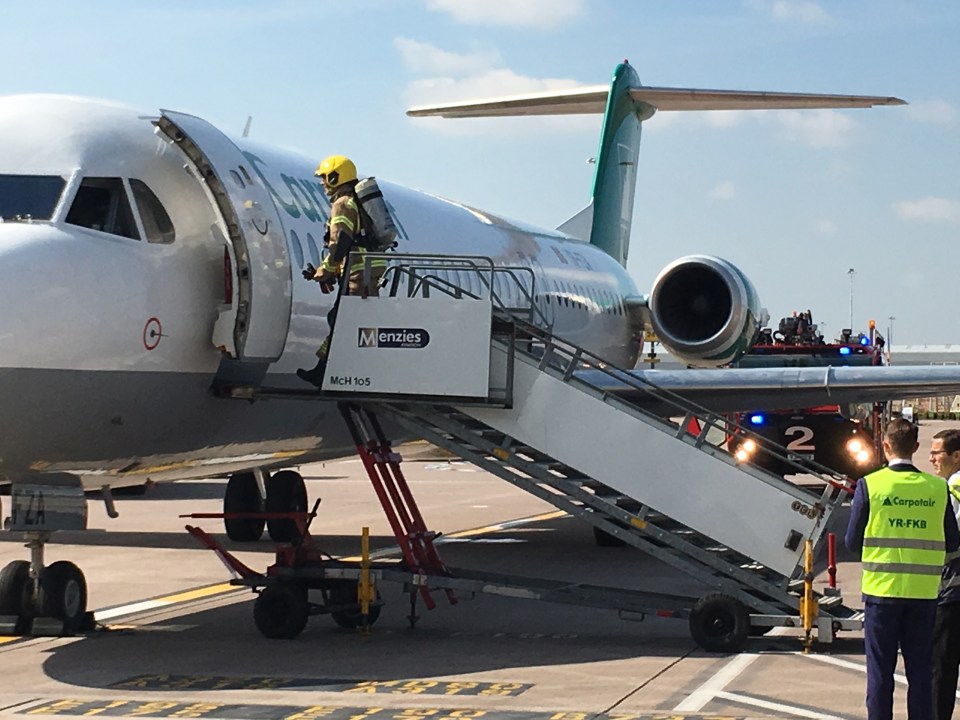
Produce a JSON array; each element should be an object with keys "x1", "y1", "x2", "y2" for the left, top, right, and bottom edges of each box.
[{"x1": 861, "y1": 466, "x2": 948, "y2": 599}]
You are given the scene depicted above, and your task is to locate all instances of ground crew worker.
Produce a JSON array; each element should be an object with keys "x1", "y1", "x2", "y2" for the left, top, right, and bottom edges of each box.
[
  {"x1": 297, "y1": 155, "x2": 388, "y2": 386},
  {"x1": 930, "y1": 428, "x2": 960, "y2": 720},
  {"x1": 845, "y1": 418, "x2": 959, "y2": 720}
]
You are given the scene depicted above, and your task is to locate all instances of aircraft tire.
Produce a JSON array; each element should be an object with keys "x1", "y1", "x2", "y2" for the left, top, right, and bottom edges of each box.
[
  {"x1": 266, "y1": 471, "x2": 308, "y2": 543},
  {"x1": 224, "y1": 472, "x2": 264, "y2": 542},
  {"x1": 689, "y1": 593, "x2": 750, "y2": 653},
  {"x1": 253, "y1": 583, "x2": 309, "y2": 639},
  {"x1": 328, "y1": 584, "x2": 382, "y2": 629},
  {"x1": 38, "y1": 561, "x2": 88, "y2": 632},
  {"x1": 0, "y1": 560, "x2": 31, "y2": 624}
]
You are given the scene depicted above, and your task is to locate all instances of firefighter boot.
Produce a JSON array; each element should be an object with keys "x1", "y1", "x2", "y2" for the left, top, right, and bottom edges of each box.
[{"x1": 296, "y1": 357, "x2": 327, "y2": 387}]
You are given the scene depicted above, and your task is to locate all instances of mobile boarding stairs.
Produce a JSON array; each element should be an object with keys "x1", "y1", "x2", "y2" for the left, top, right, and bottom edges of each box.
[{"x1": 261, "y1": 253, "x2": 863, "y2": 651}]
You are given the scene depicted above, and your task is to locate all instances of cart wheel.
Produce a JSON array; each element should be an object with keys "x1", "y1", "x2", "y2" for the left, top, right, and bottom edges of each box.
[
  {"x1": 253, "y1": 584, "x2": 308, "y2": 639},
  {"x1": 328, "y1": 585, "x2": 382, "y2": 629},
  {"x1": 38, "y1": 561, "x2": 88, "y2": 632},
  {"x1": 224, "y1": 472, "x2": 264, "y2": 542},
  {"x1": 689, "y1": 593, "x2": 750, "y2": 653},
  {"x1": 266, "y1": 471, "x2": 308, "y2": 543}
]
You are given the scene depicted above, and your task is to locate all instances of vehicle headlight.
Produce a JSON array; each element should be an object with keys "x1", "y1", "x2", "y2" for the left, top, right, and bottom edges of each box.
[
  {"x1": 847, "y1": 438, "x2": 872, "y2": 464},
  {"x1": 735, "y1": 438, "x2": 757, "y2": 462}
]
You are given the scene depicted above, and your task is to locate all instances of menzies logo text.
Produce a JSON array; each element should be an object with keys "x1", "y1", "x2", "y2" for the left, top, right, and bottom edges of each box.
[{"x1": 358, "y1": 327, "x2": 431, "y2": 349}]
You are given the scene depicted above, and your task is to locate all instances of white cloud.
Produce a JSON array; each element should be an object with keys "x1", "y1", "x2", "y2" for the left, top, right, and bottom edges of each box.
[
  {"x1": 426, "y1": 0, "x2": 585, "y2": 29},
  {"x1": 894, "y1": 197, "x2": 960, "y2": 223},
  {"x1": 398, "y1": 40, "x2": 596, "y2": 136},
  {"x1": 905, "y1": 100, "x2": 957, "y2": 126},
  {"x1": 394, "y1": 38, "x2": 501, "y2": 77},
  {"x1": 709, "y1": 181, "x2": 736, "y2": 200},
  {"x1": 746, "y1": 0, "x2": 831, "y2": 24},
  {"x1": 647, "y1": 109, "x2": 859, "y2": 149},
  {"x1": 816, "y1": 219, "x2": 838, "y2": 235},
  {"x1": 704, "y1": 111, "x2": 746, "y2": 129},
  {"x1": 775, "y1": 110, "x2": 859, "y2": 148}
]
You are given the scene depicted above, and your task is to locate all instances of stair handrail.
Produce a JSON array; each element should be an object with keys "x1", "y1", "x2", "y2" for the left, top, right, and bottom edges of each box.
[{"x1": 498, "y1": 312, "x2": 856, "y2": 497}]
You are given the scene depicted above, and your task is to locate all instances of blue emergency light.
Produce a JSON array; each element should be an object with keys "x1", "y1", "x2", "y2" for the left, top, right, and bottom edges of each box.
[
  {"x1": 860, "y1": 336, "x2": 870, "y2": 346},
  {"x1": 839, "y1": 347, "x2": 852, "y2": 355},
  {"x1": 749, "y1": 414, "x2": 765, "y2": 425}
]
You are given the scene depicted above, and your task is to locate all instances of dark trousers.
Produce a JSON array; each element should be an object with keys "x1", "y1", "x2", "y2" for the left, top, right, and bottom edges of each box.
[
  {"x1": 933, "y1": 601, "x2": 960, "y2": 720},
  {"x1": 864, "y1": 598, "x2": 938, "y2": 720}
]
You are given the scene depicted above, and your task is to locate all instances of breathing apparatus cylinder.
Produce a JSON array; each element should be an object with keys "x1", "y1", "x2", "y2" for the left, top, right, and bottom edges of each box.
[{"x1": 354, "y1": 177, "x2": 398, "y2": 251}]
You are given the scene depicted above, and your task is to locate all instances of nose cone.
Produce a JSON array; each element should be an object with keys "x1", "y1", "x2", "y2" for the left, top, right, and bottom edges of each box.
[{"x1": 0, "y1": 223, "x2": 150, "y2": 371}]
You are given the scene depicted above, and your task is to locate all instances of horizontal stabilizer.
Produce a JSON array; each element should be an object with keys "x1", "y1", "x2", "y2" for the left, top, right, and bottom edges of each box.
[
  {"x1": 582, "y1": 364, "x2": 960, "y2": 416},
  {"x1": 407, "y1": 86, "x2": 905, "y2": 118}
]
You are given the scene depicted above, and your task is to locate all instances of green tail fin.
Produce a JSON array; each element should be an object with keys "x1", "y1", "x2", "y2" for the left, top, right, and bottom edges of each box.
[{"x1": 588, "y1": 62, "x2": 652, "y2": 267}]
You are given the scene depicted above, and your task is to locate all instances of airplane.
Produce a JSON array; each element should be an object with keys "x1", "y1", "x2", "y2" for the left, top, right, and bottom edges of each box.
[{"x1": 3, "y1": 61, "x2": 960, "y2": 632}]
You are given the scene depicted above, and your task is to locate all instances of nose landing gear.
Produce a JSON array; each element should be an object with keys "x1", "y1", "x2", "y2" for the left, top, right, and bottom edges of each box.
[{"x1": 0, "y1": 532, "x2": 94, "y2": 636}]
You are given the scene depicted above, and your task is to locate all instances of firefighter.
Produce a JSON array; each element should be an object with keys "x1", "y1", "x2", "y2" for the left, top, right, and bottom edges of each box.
[
  {"x1": 845, "y1": 418, "x2": 959, "y2": 720},
  {"x1": 297, "y1": 155, "x2": 387, "y2": 386}
]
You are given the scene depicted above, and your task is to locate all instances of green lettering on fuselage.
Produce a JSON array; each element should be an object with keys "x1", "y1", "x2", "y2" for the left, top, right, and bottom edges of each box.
[
  {"x1": 281, "y1": 173, "x2": 324, "y2": 222},
  {"x1": 243, "y1": 151, "x2": 300, "y2": 218}
]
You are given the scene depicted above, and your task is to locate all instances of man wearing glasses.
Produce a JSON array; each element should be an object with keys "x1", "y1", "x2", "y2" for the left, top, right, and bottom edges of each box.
[
  {"x1": 930, "y1": 428, "x2": 960, "y2": 720},
  {"x1": 846, "y1": 418, "x2": 958, "y2": 720}
]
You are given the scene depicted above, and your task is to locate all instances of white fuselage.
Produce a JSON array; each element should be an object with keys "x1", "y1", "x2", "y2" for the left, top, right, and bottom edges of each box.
[{"x1": 0, "y1": 95, "x2": 640, "y2": 488}]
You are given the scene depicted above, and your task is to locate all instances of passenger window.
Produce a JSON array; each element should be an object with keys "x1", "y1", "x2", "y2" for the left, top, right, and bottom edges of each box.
[
  {"x1": 289, "y1": 230, "x2": 305, "y2": 268},
  {"x1": 306, "y1": 232, "x2": 321, "y2": 266},
  {"x1": 129, "y1": 180, "x2": 175, "y2": 244},
  {"x1": 66, "y1": 177, "x2": 139, "y2": 240}
]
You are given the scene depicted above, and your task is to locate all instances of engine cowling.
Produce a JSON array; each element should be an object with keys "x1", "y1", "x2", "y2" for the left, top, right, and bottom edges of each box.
[{"x1": 649, "y1": 255, "x2": 767, "y2": 367}]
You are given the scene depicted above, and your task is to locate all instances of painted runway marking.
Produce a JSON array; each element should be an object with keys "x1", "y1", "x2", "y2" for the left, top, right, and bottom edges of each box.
[
  {"x1": 95, "y1": 582, "x2": 239, "y2": 621},
  {"x1": 111, "y1": 676, "x2": 531, "y2": 696},
  {"x1": 715, "y1": 691, "x2": 847, "y2": 719},
  {"x1": 343, "y1": 510, "x2": 567, "y2": 561},
  {"x1": 673, "y1": 652, "x2": 759, "y2": 711},
  {"x1": 20, "y1": 700, "x2": 743, "y2": 720}
]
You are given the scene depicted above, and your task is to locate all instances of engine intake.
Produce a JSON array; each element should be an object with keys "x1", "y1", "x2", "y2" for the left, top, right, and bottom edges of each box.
[{"x1": 649, "y1": 255, "x2": 767, "y2": 367}]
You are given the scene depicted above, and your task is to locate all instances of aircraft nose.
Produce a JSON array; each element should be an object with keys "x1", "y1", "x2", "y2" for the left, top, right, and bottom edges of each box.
[{"x1": 0, "y1": 223, "x2": 140, "y2": 370}]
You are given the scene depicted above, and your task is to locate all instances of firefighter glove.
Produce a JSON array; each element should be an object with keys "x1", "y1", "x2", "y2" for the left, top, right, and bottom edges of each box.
[{"x1": 302, "y1": 263, "x2": 318, "y2": 281}]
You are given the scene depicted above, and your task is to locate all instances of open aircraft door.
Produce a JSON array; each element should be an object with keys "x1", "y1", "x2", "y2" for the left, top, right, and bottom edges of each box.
[{"x1": 156, "y1": 110, "x2": 292, "y2": 363}]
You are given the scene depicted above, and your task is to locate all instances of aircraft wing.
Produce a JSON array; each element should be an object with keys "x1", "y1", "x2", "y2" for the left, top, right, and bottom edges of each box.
[
  {"x1": 580, "y1": 364, "x2": 960, "y2": 415},
  {"x1": 407, "y1": 86, "x2": 905, "y2": 118}
]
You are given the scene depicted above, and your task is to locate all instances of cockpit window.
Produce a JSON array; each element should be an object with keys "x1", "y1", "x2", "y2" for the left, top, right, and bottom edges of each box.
[
  {"x1": 0, "y1": 174, "x2": 65, "y2": 221},
  {"x1": 66, "y1": 177, "x2": 139, "y2": 239},
  {"x1": 130, "y1": 179, "x2": 175, "y2": 244}
]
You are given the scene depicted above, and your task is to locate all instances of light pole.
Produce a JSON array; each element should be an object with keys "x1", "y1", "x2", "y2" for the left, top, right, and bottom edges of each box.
[
  {"x1": 847, "y1": 268, "x2": 856, "y2": 330},
  {"x1": 888, "y1": 316, "x2": 895, "y2": 346}
]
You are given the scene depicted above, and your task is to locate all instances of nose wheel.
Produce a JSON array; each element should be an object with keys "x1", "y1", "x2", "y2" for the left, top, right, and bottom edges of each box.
[{"x1": 0, "y1": 533, "x2": 94, "y2": 636}]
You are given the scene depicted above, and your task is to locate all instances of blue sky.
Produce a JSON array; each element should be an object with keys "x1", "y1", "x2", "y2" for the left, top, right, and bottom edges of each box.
[{"x1": 3, "y1": 0, "x2": 957, "y2": 345}]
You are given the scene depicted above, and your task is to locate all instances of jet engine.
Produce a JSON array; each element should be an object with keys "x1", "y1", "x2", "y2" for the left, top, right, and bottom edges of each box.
[{"x1": 648, "y1": 255, "x2": 767, "y2": 367}]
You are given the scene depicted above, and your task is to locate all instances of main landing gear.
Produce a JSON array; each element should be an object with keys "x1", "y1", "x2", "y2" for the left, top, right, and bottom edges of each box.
[
  {"x1": 223, "y1": 470, "x2": 308, "y2": 544},
  {"x1": 0, "y1": 532, "x2": 94, "y2": 635}
]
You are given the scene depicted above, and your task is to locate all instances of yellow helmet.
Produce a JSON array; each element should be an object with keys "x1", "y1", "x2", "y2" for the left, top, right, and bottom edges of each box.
[{"x1": 315, "y1": 155, "x2": 357, "y2": 193}]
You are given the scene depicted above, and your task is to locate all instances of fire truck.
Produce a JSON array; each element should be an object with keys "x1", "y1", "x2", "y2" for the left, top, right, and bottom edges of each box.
[{"x1": 727, "y1": 311, "x2": 888, "y2": 478}]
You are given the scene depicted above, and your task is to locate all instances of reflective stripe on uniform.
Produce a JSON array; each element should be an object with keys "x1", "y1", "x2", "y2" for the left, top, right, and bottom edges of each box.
[
  {"x1": 330, "y1": 215, "x2": 357, "y2": 232},
  {"x1": 861, "y1": 562, "x2": 944, "y2": 575},
  {"x1": 863, "y1": 537, "x2": 947, "y2": 551}
]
